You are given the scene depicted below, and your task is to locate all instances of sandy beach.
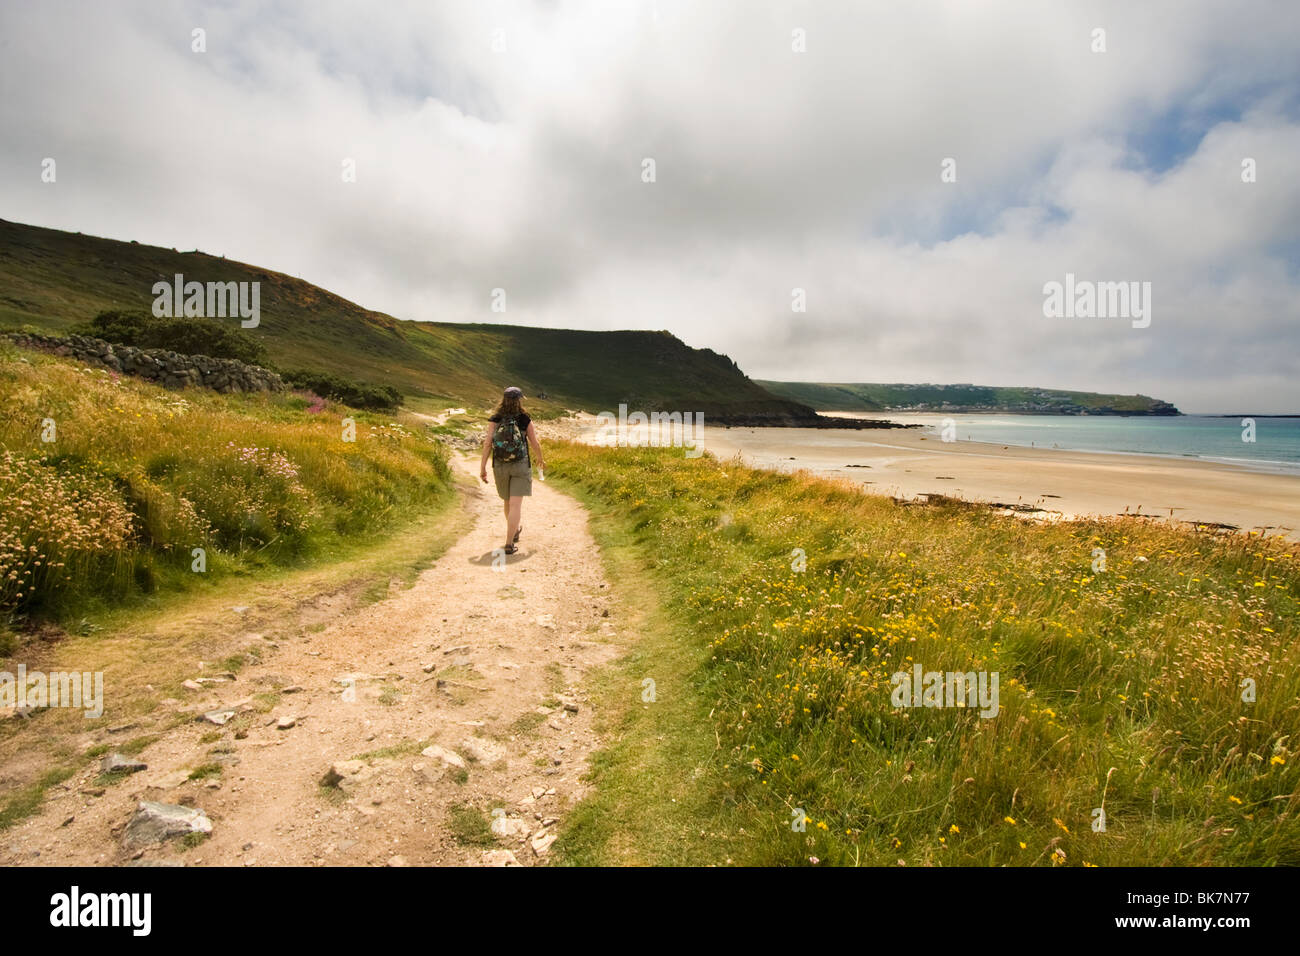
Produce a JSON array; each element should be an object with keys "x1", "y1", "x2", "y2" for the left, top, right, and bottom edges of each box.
[
  {"x1": 550, "y1": 412, "x2": 1300, "y2": 539},
  {"x1": 702, "y1": 418, "x2": 1300, "y2": 538}
]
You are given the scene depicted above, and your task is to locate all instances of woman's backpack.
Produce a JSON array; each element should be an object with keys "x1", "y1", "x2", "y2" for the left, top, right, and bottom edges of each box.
[{"x1": 492, "y1": 415, "x2": 528, "y2": 463}]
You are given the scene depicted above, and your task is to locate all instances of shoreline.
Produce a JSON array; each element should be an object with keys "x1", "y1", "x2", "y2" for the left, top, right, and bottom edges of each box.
[{"x1": 814, "y1": 411, "x2": 1300, "y2": 478}]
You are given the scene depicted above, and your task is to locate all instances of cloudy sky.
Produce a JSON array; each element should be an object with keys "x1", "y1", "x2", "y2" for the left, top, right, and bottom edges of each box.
[{"x1": 2, "y1": 1, "x2": 1298, "y2": 412}]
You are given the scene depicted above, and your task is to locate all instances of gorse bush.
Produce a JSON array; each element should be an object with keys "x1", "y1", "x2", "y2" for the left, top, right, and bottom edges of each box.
[
  {"x1": 549, "y1": 441, "x2": 1300, "y2": 866},
  {"x1": 73, "y1": 310, "x2": 272, "y2": 366},
  {"x1": 281, "y1": 369, "x2": 402, "y2": 411},
  {"x1": 0, "y1": 346, "x2": 451, "y2": 617}
]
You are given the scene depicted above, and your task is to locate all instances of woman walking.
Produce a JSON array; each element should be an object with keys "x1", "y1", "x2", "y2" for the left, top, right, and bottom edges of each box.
[{"x1": 479, "y1": 386, "x2": 546, "y2": 554}]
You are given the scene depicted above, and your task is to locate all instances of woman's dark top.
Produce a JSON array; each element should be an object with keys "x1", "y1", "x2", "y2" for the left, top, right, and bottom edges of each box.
[{"x1": 489, "y1": 412, "x2": 531, "y2": 430}]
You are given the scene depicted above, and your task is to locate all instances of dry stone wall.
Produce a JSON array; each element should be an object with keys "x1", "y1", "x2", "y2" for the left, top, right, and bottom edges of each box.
[{"x1": 4, "y1": 331, "x2": 284, "y2": 394}]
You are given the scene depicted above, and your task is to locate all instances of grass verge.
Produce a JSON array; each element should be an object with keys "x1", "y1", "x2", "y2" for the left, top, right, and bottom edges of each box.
[
  {"x1": 547, "y1": 440, "x2": 1299, "y2": 866},
  {"x1": 1, "y1": 342, "x2": 452, "y2": 621}
]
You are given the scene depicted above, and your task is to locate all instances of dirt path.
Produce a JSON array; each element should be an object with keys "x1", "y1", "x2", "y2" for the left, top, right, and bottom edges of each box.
[{"x1": 3, "y1": 455, "x2": 620, "y2": 867}]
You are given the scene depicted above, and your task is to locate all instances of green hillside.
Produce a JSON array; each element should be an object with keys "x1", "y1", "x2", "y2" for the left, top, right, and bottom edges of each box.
[
  {"x1": 758, "y1": 380, "x2": 1180, "y2": 416},
  {"x1": 0, "y1": 218, "x2": 812, "y2": 421}
]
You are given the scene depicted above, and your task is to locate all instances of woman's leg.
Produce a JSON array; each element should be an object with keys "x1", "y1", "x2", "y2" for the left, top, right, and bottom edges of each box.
[{"x1": 506, "y1": 495, "x2": 523, "y2": 547}]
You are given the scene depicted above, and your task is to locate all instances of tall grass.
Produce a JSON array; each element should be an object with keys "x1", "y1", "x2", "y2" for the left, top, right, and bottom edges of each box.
[
  {"x1": 0, "y1": 344, "x2": 451, "y2": 619},
  {"x1": 550, "y1": 441, "x2": 1300, "y2": 866}
]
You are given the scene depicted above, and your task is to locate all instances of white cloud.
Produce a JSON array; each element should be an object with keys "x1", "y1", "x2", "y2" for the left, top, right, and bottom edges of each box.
[{"x1": 1, "y1": 0, "x2": 1297, "y2": 410}]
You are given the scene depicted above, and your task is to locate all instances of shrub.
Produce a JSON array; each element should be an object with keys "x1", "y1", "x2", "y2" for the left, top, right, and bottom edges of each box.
[
  {"x1": 73, "y1": 310, "x2": 270, "y2": 366},
  {"x1": 281, "y1": 369, "x2": 402, "y2": 411}
]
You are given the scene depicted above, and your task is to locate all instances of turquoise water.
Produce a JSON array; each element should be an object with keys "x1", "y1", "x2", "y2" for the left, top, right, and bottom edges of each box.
[{"x1": 903, "y1": 414, "x2": 1300, "y2": 475}]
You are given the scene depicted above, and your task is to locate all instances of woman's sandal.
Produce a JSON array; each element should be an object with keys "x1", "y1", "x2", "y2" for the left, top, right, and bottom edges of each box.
[
  {"x1": 513, "y1": 525, "x2": 522, "y2": 543},
  {"x1": 504, "y1": 544, "x2": 518, "y2": 555}
]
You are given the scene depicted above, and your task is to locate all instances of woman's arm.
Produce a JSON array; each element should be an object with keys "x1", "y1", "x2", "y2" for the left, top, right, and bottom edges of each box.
[
  {"x1": 526, "y1": 422, "x2": 545, "y2": 470},
  {"x1": 479, "y1": 422, "x2": 496, "y2": 482}
]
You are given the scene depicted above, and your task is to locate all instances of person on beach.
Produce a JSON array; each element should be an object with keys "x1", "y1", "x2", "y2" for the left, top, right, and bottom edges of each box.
[{"x1": 480, "y1": 386, "x2": 546, "y2": 554}]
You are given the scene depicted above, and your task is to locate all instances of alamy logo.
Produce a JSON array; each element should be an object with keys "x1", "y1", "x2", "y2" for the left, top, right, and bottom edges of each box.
[
  {"x1": 1, "y1": 665, "x2": 103, "y2": 718},
  {"x1": 593, "y1": 404, "x2": 704, "y2": 458},
  {"x1": 50, "y1": 886, "x2": 151, "y2": 936},
  {"x1": 1042, "y1": 272, "x2": 1151, "y2": 328},
  {"x1": 890, "y1": 663, "x2": 999, "y2": 718},
  {"x1": 152, "y1": 273, "x2": 260, "y2": 328}
]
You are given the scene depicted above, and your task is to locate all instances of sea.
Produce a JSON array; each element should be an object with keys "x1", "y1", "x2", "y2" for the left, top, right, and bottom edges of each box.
[{"x1": 881, "y1": 413, "x2": 1300, "y2": 476}]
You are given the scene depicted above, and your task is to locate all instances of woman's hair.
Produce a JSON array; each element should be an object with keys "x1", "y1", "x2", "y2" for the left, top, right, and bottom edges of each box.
[{"x1": 492, "y1": 387, "x2": 526, "y2": 419}]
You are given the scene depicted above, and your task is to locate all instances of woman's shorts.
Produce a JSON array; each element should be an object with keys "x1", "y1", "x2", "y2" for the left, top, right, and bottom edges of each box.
[{"x1": 492, "y1": 458, "x2": 532, "y2": 499}]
